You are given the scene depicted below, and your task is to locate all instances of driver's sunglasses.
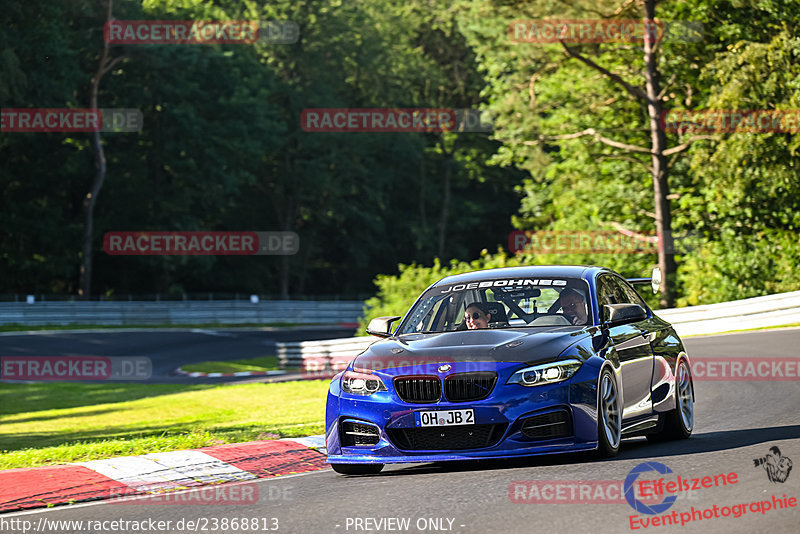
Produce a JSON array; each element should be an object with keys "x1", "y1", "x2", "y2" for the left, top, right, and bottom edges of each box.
[{"x1": 465, "y1": 312, "x2": 482, "y2": 321}]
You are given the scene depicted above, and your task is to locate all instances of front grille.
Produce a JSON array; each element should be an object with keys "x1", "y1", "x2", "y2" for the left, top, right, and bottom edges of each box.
[
  {"x1": 341, "y1": 421, "x2": 381, "y2": 446},
  {"x1": 520, "y1": 410, "x2": 571, "y2": 439},
  {"x1": 386, "y1": 424, "x2": 507, "y2": 451},
  {"x1": 394, "y1": 376, "x2": 441, "y2": 403},
  {"x1": 444, "y1": 372, "x2": 497, "y2": 402}
]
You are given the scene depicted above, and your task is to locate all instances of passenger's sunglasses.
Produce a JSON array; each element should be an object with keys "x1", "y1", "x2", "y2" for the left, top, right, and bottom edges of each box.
[{"x1": 465, "y1": 311, "x2": 482, "y2": 321}]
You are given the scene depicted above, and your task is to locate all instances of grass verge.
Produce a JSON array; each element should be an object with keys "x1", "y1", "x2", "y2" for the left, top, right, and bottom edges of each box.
[
  {"x1": 180, "y1": 356, "x2": 281, "y2": 374},
  {"x1": 0, "y1": 380, "x2": 328, "y2": 470},
  {"x1": 0, "y1": 323, "x2": 308, "y2": 332}
]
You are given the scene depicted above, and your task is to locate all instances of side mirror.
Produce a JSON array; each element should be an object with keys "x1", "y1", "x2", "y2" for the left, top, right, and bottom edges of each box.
[
  {"x1": 651, "y1": 267, "x2": 662, "y2": 294},
  {"x1": 602, "y1": 304, "x2": 647, "y2": 328},
  {"x1": 366, "y1": 316, "x2": 401, "y2": 338}
]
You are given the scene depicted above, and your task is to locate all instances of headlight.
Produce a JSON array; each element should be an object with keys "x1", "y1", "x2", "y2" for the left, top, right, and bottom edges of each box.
[
  {"x1": 506, "y1": 359, "x2": 582, "y2": 387},
  {"x1": 341, "y1": 370, "x2": 387, "y2": 395}
]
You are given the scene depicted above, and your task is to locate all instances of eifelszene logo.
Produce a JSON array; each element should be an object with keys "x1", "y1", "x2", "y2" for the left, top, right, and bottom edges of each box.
[
  {"x1": 624, "y1": 461, "x2": 739, "y2": 515},
  {"x1": 625, "y1": 462, "x2": 678, "y2": 515}
]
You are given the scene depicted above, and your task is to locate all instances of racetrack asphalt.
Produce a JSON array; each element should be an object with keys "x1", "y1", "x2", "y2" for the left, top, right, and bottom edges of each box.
[
  {"x1": 1, "y1": 328, "x2": 799, "y2": 533},
  {"x1": 0, "y1": 326, "x2": 355, "y2": 383}
]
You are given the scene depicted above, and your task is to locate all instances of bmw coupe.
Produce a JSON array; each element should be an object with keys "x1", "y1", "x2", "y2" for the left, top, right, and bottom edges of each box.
[{"x1": 325, "y1": 266, "x2": 695, "y2": 475}]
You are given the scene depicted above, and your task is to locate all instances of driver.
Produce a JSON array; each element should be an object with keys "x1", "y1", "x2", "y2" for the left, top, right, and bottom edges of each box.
[
  {"x1": 559, "y1": 288, "x2": 588, "y2": 325},
  {"x1": 464, "y1": 302, "x2": 493, "y2": 329}
]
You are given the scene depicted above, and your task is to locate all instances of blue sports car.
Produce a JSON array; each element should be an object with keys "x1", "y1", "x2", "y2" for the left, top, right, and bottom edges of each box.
[{"x1": 325, "y1": 266, "x2": 695, "y2": 475}]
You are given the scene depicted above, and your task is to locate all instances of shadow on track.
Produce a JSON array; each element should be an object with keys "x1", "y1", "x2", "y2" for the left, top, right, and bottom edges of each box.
[
  {"x1": 349, "y1": 424, "x2": 800, "y2": 477},
  {"x1": 612, "y1": 424, "x2": 800, "y2": 461}
]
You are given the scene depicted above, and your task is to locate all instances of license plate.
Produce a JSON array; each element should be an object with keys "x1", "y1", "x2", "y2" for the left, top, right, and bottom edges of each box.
[{"x1": 414, "y1": 409, "x2": 474, "y2": 427}]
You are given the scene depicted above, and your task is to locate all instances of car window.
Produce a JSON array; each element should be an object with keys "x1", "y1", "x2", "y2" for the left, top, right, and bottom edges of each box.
[
  {"x1": 597, "y1": 275, "x2": 649, "y2": 322},
  {"x1": 485, "y1": 287, "x2": 559, "y2": 320},
  {"x1": 616, "y1": 277, "x2": 648, "y2": 309},
  {"x1": 597, "y1": 275, "x2": 625, "y2": 306},
  {"x1": 425, "y1": 296, "x2": 451, "y2": 331},
  {"x1": 397, "y1": 276, "x2": 591, "y2": 333},
  {"x1": 404, "y1": 294, "x2": 446, "y2": 332},
  {"x1": 597, "y1": 275, "x2": 629, "y2": 321}
]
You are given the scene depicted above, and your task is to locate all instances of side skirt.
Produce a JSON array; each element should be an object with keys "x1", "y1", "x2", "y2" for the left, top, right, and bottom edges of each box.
[{"x1": 621, "y1": 416, "x2": 660, "y2": 437}]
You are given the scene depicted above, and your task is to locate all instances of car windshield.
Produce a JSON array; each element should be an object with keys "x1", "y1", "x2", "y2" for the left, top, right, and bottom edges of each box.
[{"x1": 396, "y1": 277, "x2": 592, "y2": 334}]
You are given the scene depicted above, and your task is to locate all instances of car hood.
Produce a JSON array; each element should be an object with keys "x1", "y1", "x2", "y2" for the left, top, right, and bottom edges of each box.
[{"x1": 353, "y1": 327, "x2": 595, "y2": 371}]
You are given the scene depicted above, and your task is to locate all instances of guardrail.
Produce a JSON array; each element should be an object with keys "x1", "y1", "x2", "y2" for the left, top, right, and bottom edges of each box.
[
  {"x1": 278, "y1": 336, "x2": 376, "y2": 371},
  {"x1": 654, "y1": 290, "x2": 800, "y2": 337},
  {"x1": 0, "y1": 301, "x2": 364, "y2": 326},
  {"x1": 277, "y1": 290, "x2": 800, "y2": 372}
]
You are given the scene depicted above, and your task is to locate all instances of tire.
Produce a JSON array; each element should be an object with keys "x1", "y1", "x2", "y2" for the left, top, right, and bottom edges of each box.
[
  {"x1": 596, "y1": 367, "x2": 621, "y2": 457},
  {"x1": 647, "y1": 359, "x2": 694, "y2": 442},
  {"x1": 330, "y1": 463, "x2": 384, "y2": 475}
]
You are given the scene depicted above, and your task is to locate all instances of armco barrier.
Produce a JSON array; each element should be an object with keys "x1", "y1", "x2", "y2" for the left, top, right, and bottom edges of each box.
[
  {"x1": 0, "y1": 300, "x2": 364, "y2": 326},
  {"x1": 278, "y1": 336, "x2": 375, "y2": 371},
  {"x1": 656, "y1": 290, "x2": 800, "y2": 337},
  {"x1": 278, "y1": 291, "x2": 800, "y2": 372}
]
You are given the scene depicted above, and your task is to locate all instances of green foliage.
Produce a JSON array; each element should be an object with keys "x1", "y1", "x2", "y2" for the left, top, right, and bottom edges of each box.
[
  {"x1": 447, "y1": 0, "x2": 800, "y2": 306},
  {"x1": 0, "y1": 0, "x2": 524, "y2": 297},
  {"x1": 1, "y1": 0, "x2": 798, "y2": 306},
  {"x1": 674, "y1": 20, "x2": 800, "y2": 304},
  {"x1": 678, "y1": 229, "x2": 800, "y2": 305}
]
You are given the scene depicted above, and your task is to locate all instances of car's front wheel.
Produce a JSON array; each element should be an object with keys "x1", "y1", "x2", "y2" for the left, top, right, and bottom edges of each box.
[
  {"x1": 596, "y1": 368, "x2": 621, "y2": 457},
  {"x1": 647, "y1": 359, "x2": 694, "y2": 442},
  {"x1": 331, "y1": 463, "x2": 384, "y2": 475}
]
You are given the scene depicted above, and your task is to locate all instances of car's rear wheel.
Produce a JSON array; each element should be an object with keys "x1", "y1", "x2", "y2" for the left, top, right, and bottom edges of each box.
[
  {"x1": 647, "y1": 359, "x2": 694, "y2": 442},
  {"x1": 331, "y1": 463, "x2": 384, "y2": 475},
  {"x1": 596, "y1": 368, "x2": 621, "y2": 457}
]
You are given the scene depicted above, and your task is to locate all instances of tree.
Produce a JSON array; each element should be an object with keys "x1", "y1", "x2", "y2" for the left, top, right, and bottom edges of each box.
[
  {"x1": 454, "y1": 0, "x2": 724, "y2": 306},
  {"x1": 79, "y1": 0, "x2": 125, "y2": 298}
]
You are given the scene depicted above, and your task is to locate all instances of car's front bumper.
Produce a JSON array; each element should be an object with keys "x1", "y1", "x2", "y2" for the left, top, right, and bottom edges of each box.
[{"x1": 325, "y1": 359, "x2": 604, "y2": 464}]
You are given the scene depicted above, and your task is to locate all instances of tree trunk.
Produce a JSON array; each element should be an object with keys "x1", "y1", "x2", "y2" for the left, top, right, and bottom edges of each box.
[
  {"x1": 275, "y1": 153, "x2": 295, "y2": 300},
  {"x1": 80, "y1": 128, "x2": 105, "y2": 299},
  {"x1": 437, "y1": 152, "x2": 452, "y2": 259},
  {"x1": 418, "y1": 153, "x2": 427, "y2": 253},
  {"x1": 279, "y1": 211, "x2": 292, "y2": 300},
  {"x1": 436, "y1": 134, "x2": 461, "y2": 259},
  {"x1": 643, "y1": 0, "x2": 675, "y2": 307},
  {"x1": 79, "y1": 0, "x2": 117, "y2": 299}
]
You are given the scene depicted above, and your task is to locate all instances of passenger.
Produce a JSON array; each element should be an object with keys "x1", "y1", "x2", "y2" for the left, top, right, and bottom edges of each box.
[
  {"x1": 559, "y1": 288, "x2": 588, "y2": 325},
  {"x1": 464, "y1": 302, "x2": 493, "y2": 329}
]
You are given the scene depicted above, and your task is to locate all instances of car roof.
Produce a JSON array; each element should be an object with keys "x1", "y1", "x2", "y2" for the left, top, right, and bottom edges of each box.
[{"x1": 431, "y1": 265, "x2": 606, "y2": 287}]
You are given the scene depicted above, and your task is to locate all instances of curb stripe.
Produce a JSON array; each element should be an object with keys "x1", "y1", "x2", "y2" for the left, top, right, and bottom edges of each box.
[
  {"x1": 202, "y1": 440, "x2": 328, "y2": 477},
  {"x1": 0, "y1": 465, "x2": 128, "y2": 512},
  {"x1": 79, "y1": 451, "x2": 257, "y2": 493},
  {"x1": 0, "y1": 438, "x2": 328, "y2": 514}
]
